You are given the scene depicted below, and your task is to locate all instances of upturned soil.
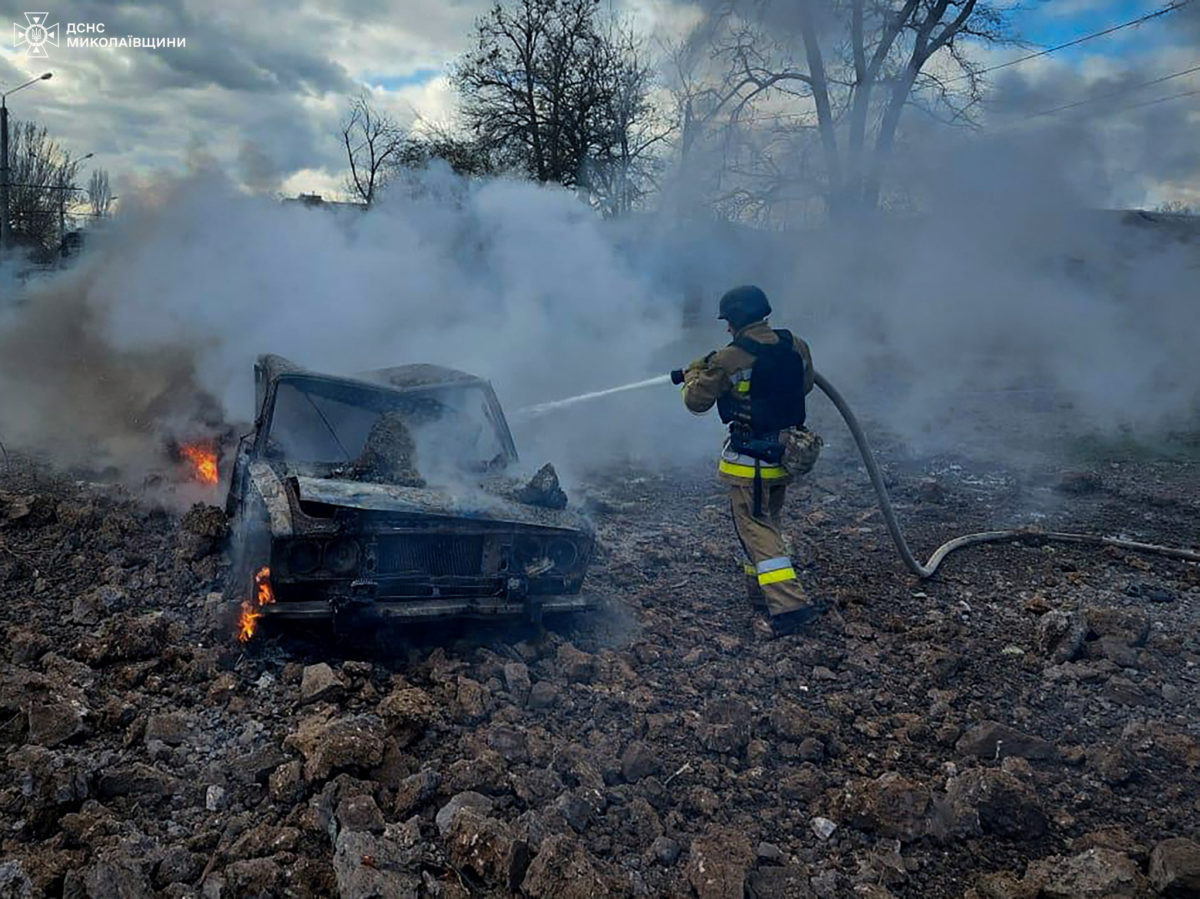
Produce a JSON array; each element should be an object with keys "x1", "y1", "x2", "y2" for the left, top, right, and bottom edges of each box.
[{"x1": 1, "y1": 426, "x2": 1198, "y2": 898}]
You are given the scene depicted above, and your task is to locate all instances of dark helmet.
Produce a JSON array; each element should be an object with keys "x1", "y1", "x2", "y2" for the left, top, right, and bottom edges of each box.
[{"x1": 718, "y1": 285, "x2": 771, "y2": 329}]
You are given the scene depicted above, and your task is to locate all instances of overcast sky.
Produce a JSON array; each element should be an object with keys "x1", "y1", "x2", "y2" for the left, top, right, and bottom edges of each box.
[{"x1": 0, "y1": 0, "x2": 1196, "y2": 207}]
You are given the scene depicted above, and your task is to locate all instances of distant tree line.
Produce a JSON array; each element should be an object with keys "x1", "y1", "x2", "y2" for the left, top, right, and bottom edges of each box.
[
  {"x1": 2, "y1": 119, "x2": 112, "y2": 258},
  {"x1": 341, "y1": 0, "x2": 669, "y2": 217},
  {"x1": 343, "y1": 0, "x2": 1017, "y2": 224}
]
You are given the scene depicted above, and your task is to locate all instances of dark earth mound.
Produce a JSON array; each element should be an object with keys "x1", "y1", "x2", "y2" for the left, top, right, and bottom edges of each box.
[{"x1": 0, "y1": 433, "x2": 1197, "y2": 898}]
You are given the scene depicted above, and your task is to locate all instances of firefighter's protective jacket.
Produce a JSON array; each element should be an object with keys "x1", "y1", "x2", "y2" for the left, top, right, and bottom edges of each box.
[{"x1": 681, "y1": 321, "x2": 814, "y2": 484}]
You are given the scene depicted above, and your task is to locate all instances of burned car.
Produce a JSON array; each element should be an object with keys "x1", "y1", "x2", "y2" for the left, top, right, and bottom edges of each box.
[{"x1": 224, "y1": 355, "x2": 596, "y2": 628}]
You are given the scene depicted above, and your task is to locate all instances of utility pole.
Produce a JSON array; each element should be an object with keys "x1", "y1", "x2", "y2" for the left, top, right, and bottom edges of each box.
[
  {"x1": 0, "y1": 72, "x2": 53, "y2": 256},
  {"x1": 1, "y1": 100, "x2": 9, "y2": 253},
  {"x1": 58, "y1": 152, "x2": 92, "y2": 258}
]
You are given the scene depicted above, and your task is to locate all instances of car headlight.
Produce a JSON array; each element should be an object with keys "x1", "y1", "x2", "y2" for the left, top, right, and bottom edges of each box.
[
  {"x1": 547, "y1": 538, "x2": 578, "y2": 571},
  {"x1": 288, "y1": 540, "x2": 321, "y2": 575},
  {"x1": 325, "y1": 539, "x2": 360, "y2": 575}
]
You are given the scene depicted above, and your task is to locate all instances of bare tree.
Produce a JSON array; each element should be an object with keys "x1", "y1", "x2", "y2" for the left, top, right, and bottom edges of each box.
[
  {"x1": 396, "y1": 124, "x2": 496, "y2": 178},
  {"x1": 87, "y1": 168, "x2": 113, "y2": 218},
  {"x1": 1156, "y1": 199, "x2": 1193, "y2": 215},
  {"x1": 583, "y1": 23, "x2": 674, "y2": 216},
  {"x1": 5, "y1": 120, "x2": 81, "y2": 254},
  {"x1": 684, "y1": 0, "x2": 1011, "y2": 221},
  {"x1": 453, "y1": 0, "x2": 667, "y2": 214},
  {"x1": 341, "y1": 94, "x2": 408, "y2": 206}
]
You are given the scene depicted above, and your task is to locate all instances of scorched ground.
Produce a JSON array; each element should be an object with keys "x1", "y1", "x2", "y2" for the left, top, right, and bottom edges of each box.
[{"x1": 0, "y1": 431, "x2": 1198, "y2": 898}]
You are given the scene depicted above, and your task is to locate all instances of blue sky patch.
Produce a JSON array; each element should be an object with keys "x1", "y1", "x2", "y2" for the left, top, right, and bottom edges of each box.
[
  {"x1": 1012, "y1": 0, "x2": 1178, "y2": 63},
  {"x1": 368, "y1": 68, "x2": 443, "y2": 91}
]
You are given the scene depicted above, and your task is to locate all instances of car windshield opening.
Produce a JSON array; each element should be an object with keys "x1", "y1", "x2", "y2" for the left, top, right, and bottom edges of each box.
[{"x1": 265, "y1": 378, "x2": 508, "y2": 477}]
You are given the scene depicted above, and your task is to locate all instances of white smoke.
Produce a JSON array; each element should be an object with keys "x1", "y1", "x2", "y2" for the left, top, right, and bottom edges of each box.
[
  {"x1": 0, "y1": 168, "x2": 717, "y2": 485},
  {"x1": 0, "y1": 140, "x2": 1197, "y2": 491}
]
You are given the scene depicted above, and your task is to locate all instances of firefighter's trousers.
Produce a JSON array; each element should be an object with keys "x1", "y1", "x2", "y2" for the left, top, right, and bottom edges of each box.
[{"x1": 730, "y1": 481, "x2": 809, "y2": 617}]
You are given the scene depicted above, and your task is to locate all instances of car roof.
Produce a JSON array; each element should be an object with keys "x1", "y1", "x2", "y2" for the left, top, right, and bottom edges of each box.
[{"x1": 257, "y1": 354, "x2": 487, "y2": 392}]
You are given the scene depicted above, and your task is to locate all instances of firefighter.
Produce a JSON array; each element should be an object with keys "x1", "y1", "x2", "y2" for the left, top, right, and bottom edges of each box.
[{"x1": 675, "y1": 285, "x2": 825, "y2": 637}]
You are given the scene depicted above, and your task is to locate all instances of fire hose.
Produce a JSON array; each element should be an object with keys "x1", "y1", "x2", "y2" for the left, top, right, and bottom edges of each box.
[
  {"x1": 811, "y1": 371, "x2": 1200, "y2": 579},
  {"x1": 663, "y1": 367, "x2": 1200, "y2": 578}
]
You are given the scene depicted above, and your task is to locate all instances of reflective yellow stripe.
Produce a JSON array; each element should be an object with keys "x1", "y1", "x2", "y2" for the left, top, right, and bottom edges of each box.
[
  {"x1": 756, "y1": 556, "x2": 793, "y2": 574},
  {"x1": 719, "y1": 459, "x2": 789, "y2": 479},
  {"x1": 743, "y1": 564, "x2": 756, "y2": 576},
  {"x1": 758, "y1": 567, "x2": 797, "y2": 585},
  {"x1": 735, "y1": 380, "x2": 750, "y2": 393}
]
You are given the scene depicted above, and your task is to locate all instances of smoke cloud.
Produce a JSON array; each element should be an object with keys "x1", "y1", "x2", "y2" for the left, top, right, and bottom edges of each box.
[
  {"x1": 0, "y1": 169, "x2": 708, "y2": 486},
  {"x1": 0, "y1": 101, "x2": 1197, "y2": 492}
]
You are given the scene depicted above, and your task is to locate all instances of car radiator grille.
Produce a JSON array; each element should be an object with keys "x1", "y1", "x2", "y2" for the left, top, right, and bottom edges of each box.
[{"x1": 375, "y1": 535, "x2": 485, "y2": 577}]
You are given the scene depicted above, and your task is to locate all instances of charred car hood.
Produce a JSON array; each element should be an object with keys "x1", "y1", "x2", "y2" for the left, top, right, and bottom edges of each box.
[{"x1": 292, "y1": 475, "x2": 591, "y2": 533}]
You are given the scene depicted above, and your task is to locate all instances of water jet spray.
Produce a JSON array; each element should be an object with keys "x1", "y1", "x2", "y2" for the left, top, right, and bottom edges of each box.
[{"x1": 518, "y1": 371, "x2": 1200, "y2": 578}]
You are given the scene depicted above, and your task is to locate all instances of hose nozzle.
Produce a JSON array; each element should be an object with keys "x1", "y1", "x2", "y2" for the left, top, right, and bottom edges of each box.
[{"x1": 670, "y1": 369, "x2": 685, "y2": 385}]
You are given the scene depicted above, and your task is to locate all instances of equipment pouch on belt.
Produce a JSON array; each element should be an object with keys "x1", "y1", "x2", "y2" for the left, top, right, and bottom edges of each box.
[
  {"x1": 782, "y1": 427, "x2": 823, "y2": 475},
  {"x1": 729, "y1": 426, "x2": 785, "y2": 465}
]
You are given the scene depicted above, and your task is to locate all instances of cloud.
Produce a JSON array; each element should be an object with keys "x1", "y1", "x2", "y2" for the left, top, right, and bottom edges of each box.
[{"x1": 0, "y1": 0, "x2": 495, "y2": 195}]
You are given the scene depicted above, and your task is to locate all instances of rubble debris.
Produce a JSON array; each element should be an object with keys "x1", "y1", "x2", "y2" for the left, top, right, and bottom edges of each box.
[
  {"x1": 1085, "y1": 606, "x2": 1151, "y2": 647},
  {"x1": 517, "y1": 462, "x2": 569, "y2": 509},
  {"x1": 393, "y1": 769, "x2": 440, "y2": 818},
  {"x1": 0, "y1": 861, "x2": 33, "y2": 898},
  {"x1": 333, "y1": 825, "x2": 422, "y2": 899},
  {"x1": 283, "y1": 713, "x2": 387, "y2": 782},
  {"x1": 351, "y1": 411, "x2": 425, "y2": 487},
  {"x1": 686, "y1": 825, "x2": 755, "y2": 899},
  {"x1": 943, "y1": 768, "x2": 1047, "y2": 839},
  {"x1": 955, "y1": 721, "x2": 1059, "y2": 760},
  {"x1": 1023, "y1": 848, "x2": 1150, "y2": 898},
  {"x1": 1125, "y1": 581, "x2": 1176, "y2": 603},
  {"x1": 0, "y1": 438, "x2": 1197, "y2": 897},
  {"x1": 811, "y1": 817, "x2": 838, "y2": 840},
  {"x1": 2, "y1": 493, "x2": 56, "y2": 527},
  {"x1": 834, "y1": 772, "x2": 933, "y2": 842},
  {"x1": 620, "y1": 740, "x2": 659, "y2": 782},
  {"x1": 300, "y1": 662, "x2": 346, "y2": 704},
  {"x1": 445, "y1": 808, "x2": 531, "y2": 890},
  {"x1": 435, "y1": 791, "x2": 495, "y2": 837},
  {"x1": 748, "y1": 865, "x2": 815, "y2": 898},
  {"x1": 521, "y1": 833, "x2": 619, "y2": 898},
  {"x1": 377, "y1": 685, "x2": 436, "y2": 746},
  {"x1": 555, "y1": 642, "x2": 597, "y2": 682},
  {"x1": 143, "y1": 711, "x2": 188, "y2": 746},
  {"x1": 178, "y1": 502, "x2": 228, "y2": 560},
  {"x1": 1149, "y1": 838, "x2": 1200, "y2": 897},
  {"x1": 26, "y1": 700, "x2": 87, "y2": 747},
  {"x1": 336, "y1": 793, "x2": 386, "y2": 834},
  {"x1": 1035, "y1": 610, "x2": 1088, "y2": 663}
]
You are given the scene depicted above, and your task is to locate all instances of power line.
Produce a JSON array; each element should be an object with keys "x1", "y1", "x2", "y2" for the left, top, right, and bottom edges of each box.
[
  {"x1": 992, "y1": 84, "x2": 1200, "y2": 133},
  {"x1": 701, "y1": 2, "x2": 1195, "y2": 126},
  {"x1": 685, "y1": 2, "x2": 1198, "y2": 129},
  {"x1": 1021, "y1": 62, "x2": 1200, "y2": 118},
  {"x1": 1098, "y1": 85, "x2": 1200, "y2": 114},
  {"x1": 721, "y1": 58, "x2": 1200, "y2": 125},
  {"x1": 948, "y1": 0, "x2": 1193, "y2": 83}
]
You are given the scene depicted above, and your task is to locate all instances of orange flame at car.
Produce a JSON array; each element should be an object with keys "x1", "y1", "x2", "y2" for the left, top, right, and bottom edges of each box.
[
  {"x1": 237, "y1": 566, "x2": 275, "y2": 643},
  {"x1": 180, "y1": 442, "x2": 219, "y2": 486}
]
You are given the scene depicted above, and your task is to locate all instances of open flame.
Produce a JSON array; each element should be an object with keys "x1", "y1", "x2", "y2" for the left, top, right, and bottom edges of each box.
[
  {"x1": 237, "y1": 566, "x2": 275, "y2": 643},
  {"x1": 180, "y1": 442, "x2": 219, "y2": 486}
]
